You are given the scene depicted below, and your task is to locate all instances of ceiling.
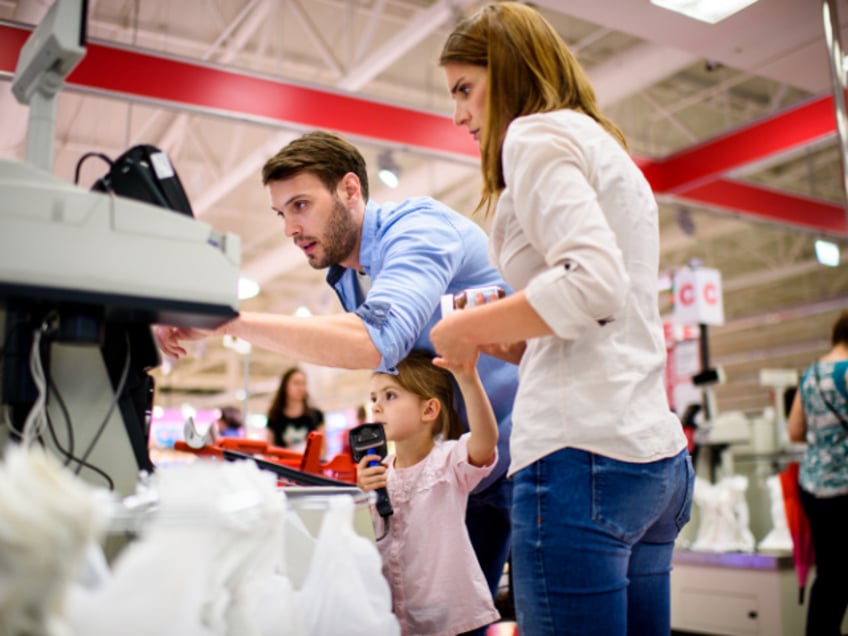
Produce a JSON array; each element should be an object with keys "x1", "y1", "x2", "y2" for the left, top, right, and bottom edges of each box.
[{"x1": 1, "y1": 0, "x2": 847, "y2": 424}]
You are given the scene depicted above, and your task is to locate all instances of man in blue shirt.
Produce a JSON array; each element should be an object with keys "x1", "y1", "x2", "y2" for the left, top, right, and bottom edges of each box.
[{"x1": 156, "y1": 130, "x2": 517, "y2": 601}]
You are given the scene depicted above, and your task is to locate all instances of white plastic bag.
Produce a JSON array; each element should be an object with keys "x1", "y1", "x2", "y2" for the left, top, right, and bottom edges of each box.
[
  {"x1": 0, "y1": 445, "x2": 106, "y2": 636},
  {"x1": 757, "y1": 474, "x2": 793, "y2": 552},
  {"x1": 66, "y1": 459, "x2": 290, "y2": 636},
  {"x1": 300, "y1": 496, "x2": 399, "y2": 636},
  {"x1": 691, "y1": 475, "x2": 755, "y2": 553}
]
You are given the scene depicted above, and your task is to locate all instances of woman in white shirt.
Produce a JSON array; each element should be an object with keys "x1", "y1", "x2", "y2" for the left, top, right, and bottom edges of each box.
[{"x1": 430, "y1": 3, "x2": 694, "y2": 635}]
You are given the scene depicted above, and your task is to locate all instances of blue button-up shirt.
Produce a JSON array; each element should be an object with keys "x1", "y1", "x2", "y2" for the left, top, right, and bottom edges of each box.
[{"x1": 327, "y1": 197, "x2": 517, "y2": 489}]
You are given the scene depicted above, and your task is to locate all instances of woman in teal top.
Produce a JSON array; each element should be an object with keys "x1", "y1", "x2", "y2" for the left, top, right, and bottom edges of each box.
[{"x1": 788, "y1": 309, "x2": 848, "y2": 636}]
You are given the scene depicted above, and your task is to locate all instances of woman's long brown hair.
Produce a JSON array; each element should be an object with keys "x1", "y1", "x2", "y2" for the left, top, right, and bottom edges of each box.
[{"x1": 440, "y1": 2, "x2": 628, "y2": 217}]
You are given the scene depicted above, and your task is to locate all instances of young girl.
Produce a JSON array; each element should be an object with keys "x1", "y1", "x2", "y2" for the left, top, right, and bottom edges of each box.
[{"x1": 356, "y1": 349, "x2": 499, "y2": 636}]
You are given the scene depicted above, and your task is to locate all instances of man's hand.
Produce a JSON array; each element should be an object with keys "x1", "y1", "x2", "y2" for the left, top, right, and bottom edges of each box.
[{"x1": 153, "y1": 324, "x2": 213, "y2": 359}]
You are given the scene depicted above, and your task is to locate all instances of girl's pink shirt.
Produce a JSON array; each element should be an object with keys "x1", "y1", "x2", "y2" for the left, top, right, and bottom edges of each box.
[{"x1": 373, "y1": 433, "x2": 499, "y2": 636}]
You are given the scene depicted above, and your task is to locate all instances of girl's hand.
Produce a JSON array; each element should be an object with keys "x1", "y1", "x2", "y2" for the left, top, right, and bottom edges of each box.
[
  {"x1": 430, "y1": 311, "x2": 480, "y2": 369},
  {"x1": 432, "y1": 350, "x2": 479, "y2": 378},
  {"x1": 356, "y1": 455, "x2": 388, "y2": 492}
]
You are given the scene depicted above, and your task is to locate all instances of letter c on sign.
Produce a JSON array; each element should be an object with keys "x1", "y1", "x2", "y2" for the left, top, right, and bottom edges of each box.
[
  {"x1": 679, "y1": 283, "x2": 695, "y2": 306},
  {"x1": 704, "y1": 283, "x2": 717, "y2": 305}
]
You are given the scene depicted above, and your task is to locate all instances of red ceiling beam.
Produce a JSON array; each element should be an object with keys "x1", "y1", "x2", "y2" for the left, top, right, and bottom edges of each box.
[
  {"x1": 0, "y1": 21, "x2": 27, "y2": 67},
  {"x1": 0, "y1": 23, "x2": 479, "y2": 160},
  {"x1": 674, "y1": 179, "x2": 846, "y2": 235},
  {"x1": 0, "y1": 22, "x2": 844, "y2": 235},
  {"x1": 648, "y1": 96, "x2": 839, "y2": 194}
]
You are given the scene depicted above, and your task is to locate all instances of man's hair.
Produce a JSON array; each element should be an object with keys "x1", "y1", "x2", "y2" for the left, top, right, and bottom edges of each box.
[
  {"x1": 832, "y1": 309, "x2": 848, "y2": 346},
  {"x1": 383, "y1": 350, "x2": 463, "y2": 440},
  {"x1": 261, "y1": 130, "x2": 370, "y2": 200}
]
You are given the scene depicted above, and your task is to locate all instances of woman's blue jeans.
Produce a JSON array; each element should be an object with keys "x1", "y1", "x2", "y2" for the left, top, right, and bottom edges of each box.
[{"x1": 511, "y1": 447, "x2": 694, "y2": 636}]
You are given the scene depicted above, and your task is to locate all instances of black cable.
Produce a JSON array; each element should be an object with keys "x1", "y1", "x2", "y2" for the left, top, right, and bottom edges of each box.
[
  {"x1": 375, "y1": 516, "x2": 390, "y2": 542},
  {"x1": 32, "y1": 319, "x2": 76, "y2": 462},
  {"x1": 0, "y1": 317, "x2": 114, "y2": 492},
  {"x1": 73, "y1": 151, "x2": 113, "y2": 185},
  {"x1": 24, "y1": 323, "x2": 116, "y2": 489},
  {"x1": 51, "y1": 400, "x2": 72, "y2": 459},
  {"x1": 45, "y1": 371, "x2": 114, "y2": 490},
  {"x1": 45, "y1": 372, "x2": 75, "y2": 462},
  {"x1": 75, "y1": 329, "x2": 131, "y2": 477}
]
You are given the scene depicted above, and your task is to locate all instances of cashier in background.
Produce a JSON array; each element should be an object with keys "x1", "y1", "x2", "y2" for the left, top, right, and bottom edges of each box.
[{"x1": 154, "y1": 130, "x2": 519, "y2": 602}]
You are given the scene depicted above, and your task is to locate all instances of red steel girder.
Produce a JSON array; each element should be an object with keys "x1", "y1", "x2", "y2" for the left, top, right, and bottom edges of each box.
[
  {"x1": 0, "y1": 23, "x2": 478, "y2": 160},
  {"x1": 0, "y1": 22, "x2": 844, "y2": 235}
]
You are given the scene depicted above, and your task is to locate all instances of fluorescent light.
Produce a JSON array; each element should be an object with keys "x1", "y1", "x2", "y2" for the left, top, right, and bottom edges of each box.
[
  {"x1": 377, "y1": 150, "x2": 400, "y2": 188},
  {"x1": 815, "y1": 239, "x2": 840, "y2": 267},
  {"x1": 378, "y1": 167, "x2": 399, "y2": 188},
  {"x1": 238, "y1": 277, "x2": 260, "y2": 300},
  {"x1": 651, "y1": 0, "x2": 759, "y2": 24}
]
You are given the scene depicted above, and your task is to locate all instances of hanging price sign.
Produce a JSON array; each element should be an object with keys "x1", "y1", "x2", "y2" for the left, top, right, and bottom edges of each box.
[{"x1": 673, "y1": 267, "x2": 725, "y2": 326}]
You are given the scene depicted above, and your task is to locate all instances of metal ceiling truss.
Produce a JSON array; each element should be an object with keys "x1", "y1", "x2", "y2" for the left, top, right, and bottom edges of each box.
[{"x1": 1, "y1": 21, "x2": 843, "y2": 239}]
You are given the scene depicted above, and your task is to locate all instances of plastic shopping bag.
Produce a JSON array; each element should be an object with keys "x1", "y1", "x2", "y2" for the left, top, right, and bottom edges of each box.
[{"x1": 300, "y1": 496, "x2": 399, "y2": 636}]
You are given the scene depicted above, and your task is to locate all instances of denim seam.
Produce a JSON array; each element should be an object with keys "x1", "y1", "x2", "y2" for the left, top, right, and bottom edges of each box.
[
  {"x1": 673, "y1": 453, "x2": 695, "y2": 530},
  {"x1": 534, "y1": 459, "x2": 556, "y2": 634}
]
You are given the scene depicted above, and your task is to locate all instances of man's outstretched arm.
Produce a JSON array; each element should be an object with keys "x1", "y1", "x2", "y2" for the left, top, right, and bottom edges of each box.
[{"x1": 155, "y1": 310, "x2": 381, "y2": 369}]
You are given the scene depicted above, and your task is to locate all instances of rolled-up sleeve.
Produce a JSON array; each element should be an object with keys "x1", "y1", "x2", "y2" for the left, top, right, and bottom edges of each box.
[
  {"x1": 359, "y1": 209, "x2": 464, "y2": 371},
  {"x1": 502, "y1": 116, "x2": 630, "y2": 340}
]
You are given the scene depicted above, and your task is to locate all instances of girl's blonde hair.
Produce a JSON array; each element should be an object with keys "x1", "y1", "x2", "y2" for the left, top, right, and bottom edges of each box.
[
  {"x1": 382, "y1": 350, "x2": 463, "y2": 440},
  {"x1": 439, "y1": 1, "x2": 628, "y2": 217}
]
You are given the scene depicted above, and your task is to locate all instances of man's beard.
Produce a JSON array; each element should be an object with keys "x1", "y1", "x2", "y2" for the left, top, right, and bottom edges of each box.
[{"x1": 307, "y1": 195, "x2": 358, "y2": 269}]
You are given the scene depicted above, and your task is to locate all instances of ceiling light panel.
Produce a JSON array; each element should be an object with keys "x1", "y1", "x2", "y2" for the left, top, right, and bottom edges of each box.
[{"x1": 650, "y1": 0, "x2": 759, "y2": 24}]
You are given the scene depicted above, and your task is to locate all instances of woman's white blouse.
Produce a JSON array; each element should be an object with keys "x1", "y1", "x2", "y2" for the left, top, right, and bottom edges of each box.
[{"x1": 491, "y1": 110, "x2": 687, "y2": 476}]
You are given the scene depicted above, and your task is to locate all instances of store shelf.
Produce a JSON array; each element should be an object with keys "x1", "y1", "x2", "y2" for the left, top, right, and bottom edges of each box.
[{"x1": 670, "y1": 550, "x2": 806, "y2": 636}]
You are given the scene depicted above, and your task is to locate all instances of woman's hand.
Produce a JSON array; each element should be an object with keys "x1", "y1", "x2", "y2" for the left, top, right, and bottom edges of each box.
[
  {"x1": 356, "y1": 455, "x2": 388, "y2": 492},
  {"x1": 479, "y1": 341, "x2": 526, "y2": 365}
]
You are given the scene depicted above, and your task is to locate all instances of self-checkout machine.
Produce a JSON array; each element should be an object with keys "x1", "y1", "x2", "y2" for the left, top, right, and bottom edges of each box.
[
  {"x1": 0, "y1": 0, "x2": 241, "y2": 563},
  {"x1": 667, "y1": 266, "x2": 805, "y2": 636},
  {"x1": 756, "y1": 368, "x2": 800, "y2": 452}
]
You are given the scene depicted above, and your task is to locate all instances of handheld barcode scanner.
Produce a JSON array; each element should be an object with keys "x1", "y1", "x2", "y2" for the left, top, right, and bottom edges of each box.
[{"x1": 349, "y1": 423, "x2": 393, "y2": 522}]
